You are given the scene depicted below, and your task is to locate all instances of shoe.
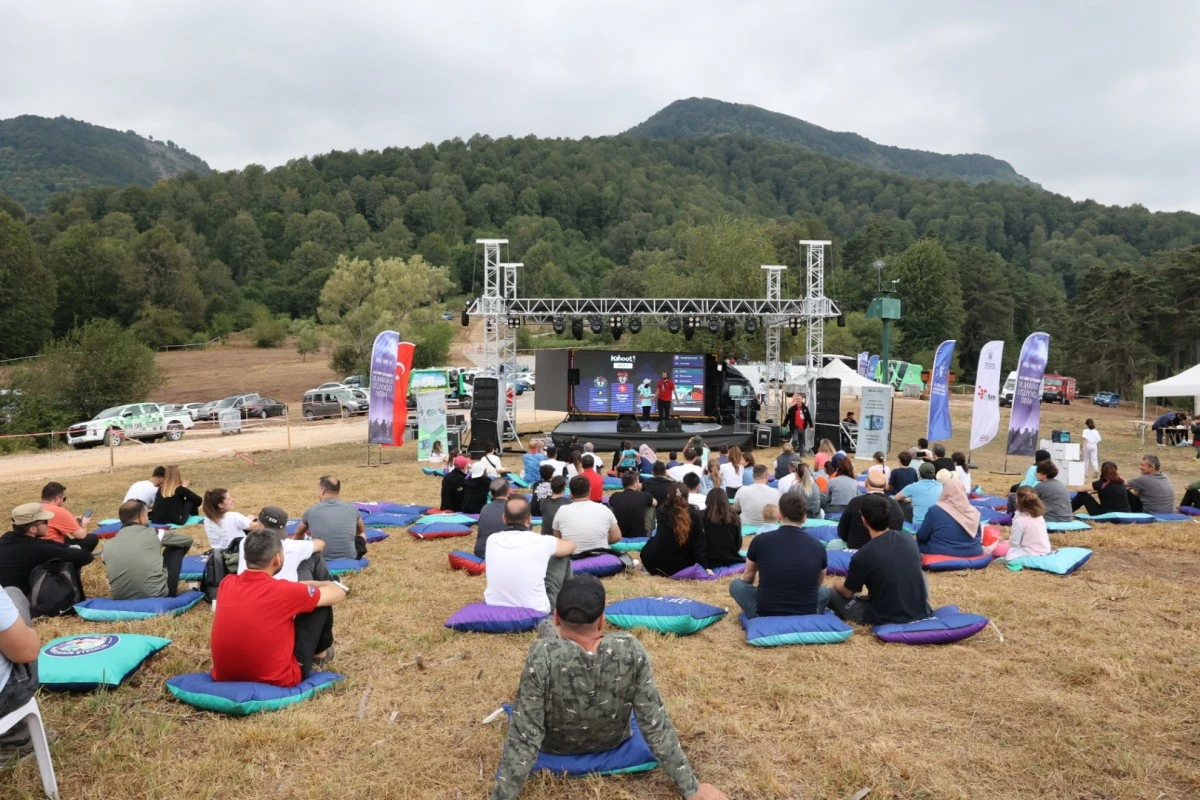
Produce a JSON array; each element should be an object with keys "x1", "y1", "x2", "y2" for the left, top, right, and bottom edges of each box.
[
  {"x1": 0, "y1": 728, "x2": 58, "y2": 762},
  {"x1": 312, "y1": 645, "x2": 335, "y2": 668}
]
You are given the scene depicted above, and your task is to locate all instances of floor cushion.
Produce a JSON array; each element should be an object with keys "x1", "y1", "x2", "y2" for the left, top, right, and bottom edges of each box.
[
  {"x1": 414, "y1": 513, "x2": 477, "y2": 526},
  {"x1": 979, "y1": 508, "x2": 1013, "y2": 525},
  {"x1": 371, "y1": 502, "x2": 432, "y2": 516},
  {"x1": 327, "y1": 558, "x2": 369, "y2": 575},
  {"x1": 165, "y1": 671, "x2": 344, "y2": 715},
  {"x1": 509, "y1": 477, "x2": 532, "y2": 489},
  {"x1": 669, "y1": 563, "x2": 746, "y2": 581},
  {"x1": 180, "y1": 554, "x2": 208, "y2": 581},
  {"x1": 364, "y1": 528, "x2": 389, "y2": 543},
  {"x1": 95, "y1": 520, "x2": 122, "y2": 537},
  {"x1": 611, "y1": 537, "x2": 648, "y2": 553},
  {"x1": 1151, "y1": 512, "x2": 1192, "y2": 523},
  {"x1": 741, "y1": 524, "x2": 762, "y2": 537},
  {"x1": 444, "y1": 603, "x2": 546, "y2": 633},
  {"x1": 1074, "y1": 512, "x2": 1155, "y2": 524},
  {"x1": 500, "y1": 706, "x2": 658, "y2": 777},
  {"x1": 921, "y1": 553, "x2": 993, "y2": 571},
  {"x1": 1046, "y1": 520, "x2": 1092, "y2": 532},
  {"x1": 421, "y1": 467, "x2": 447, "y2": 476},
  {"x1": 970, "y1": 495, "x2": 1009, "y2": 510},
  {"x1": 571, "y1": 554, "x2": 625, "y2": 577},
  {"x1": 872, "y1": 605, "x2": 989, "y2": 644},
  {"x1": 39, "y1": 633, "x2": 171, "y2": 691},
  {"x1": 825, "y1": 549, "x2": 853, "y2": 576},
  {"x1": 741, "y1": 612, "x2": 854, "y2": 646},
  {"x1": 448, "y1": 550, "x2": 486, "y2": 575},
  {"x1": 74, "y1": 590, "x2": 205, "y2": 622},
  {"x1": 153, "y1": 515, "x2": 206, "y2": 530},
  {"x1": 408, "y1": 522, "x2": 474, "y2": 539},
  {"x1": 1179, "y1": 506, "x2": 1200, "y2": 517},
  {"x1": 606, "y1": 596, "x2": 726, "y2": 635},
  {"x1": 1005, "y1": 547, "x2": 1093, "y2": 575},
  {"x1": 803, "y1": 519, "x2": 838, "y2": 529},
  {"x1": 362, "y1": 512, "x2": 421, "y2": 527},
  {"x1": 602, "y1": 477, "x2": 623, "y2": 490},
  {"x1": 806, "y1": 527, "x2": 839, "y2": 545}
]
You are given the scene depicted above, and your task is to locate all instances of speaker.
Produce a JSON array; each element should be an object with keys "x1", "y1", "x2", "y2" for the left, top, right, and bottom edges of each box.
[
  {"x1": 616, "y1": 414, "x2": 641, "y2": 434},
  {"x1": 470, "y1": 377, "x2": 501, "y2": 457},
  {"x1": 755, "y1": 424, "x2": 776, "y2": 448},
  {"x1": 815, "y1": 422, "x2": 843, "y2": 452},
  {"x1": 814, "y1": 378, "x2": 841, "y2": 425},
  {"x1": 567, "y1": 368, "x2": 581, "y2": 386},
  {"x1": 657, "y1": 418, "x2": 683, "y2": 433},
  {"x1": 447, "y1": 425, "x2": 466, "y2": 453},
  {"x1": 1051, "y1": 429, "x2": 1070, "y2": 443}
]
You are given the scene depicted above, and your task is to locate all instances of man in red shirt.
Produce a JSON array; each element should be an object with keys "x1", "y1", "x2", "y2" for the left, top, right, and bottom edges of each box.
[
  {"x1": 211, "y1": 530, "x2": 346, "y2": 687},
  {"x1": 39, "y1": 482, "x2": 92, "y2": 546},
  {"x1": 581, "y1": 454, "x2": 604, "y2": 502},
  {"x1": 656, "y1": 372, "x2": 675, "y2": 420}
]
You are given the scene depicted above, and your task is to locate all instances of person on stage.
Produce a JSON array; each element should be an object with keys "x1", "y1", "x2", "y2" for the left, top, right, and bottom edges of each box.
[{"x1": 656, "y1": 372, "x2": 675, "y2": 420}]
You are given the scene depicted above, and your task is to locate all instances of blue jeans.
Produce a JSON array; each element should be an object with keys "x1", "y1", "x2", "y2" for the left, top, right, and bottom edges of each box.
[{"x1": 730, "y1": 579, "x2": 832, "y2": 619}]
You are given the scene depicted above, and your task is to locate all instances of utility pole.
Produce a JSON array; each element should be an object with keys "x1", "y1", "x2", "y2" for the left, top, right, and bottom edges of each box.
[{"x1": 866, "y1": 260, "x2": 901, "y2": 387}]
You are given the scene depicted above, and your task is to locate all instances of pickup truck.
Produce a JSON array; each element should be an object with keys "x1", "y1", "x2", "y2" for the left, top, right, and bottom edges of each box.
[{"x1": 67, "y1": 403, "x2": 195, "y2": 448}]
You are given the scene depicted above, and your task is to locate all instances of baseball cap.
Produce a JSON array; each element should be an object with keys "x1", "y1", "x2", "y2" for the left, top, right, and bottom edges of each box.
[
  {"x1": 555, "y1": 574, "x2": 606, "y2": 623},
  {"x1": 453, "y1": 455, "x2": 471, "y2": 469},
  {"x1": 918, "y1": 461, "x2": 936, "y2": 478},
  {"x1": 258, "y1": 505, "x2": 288, "y2": 531},
  {"x1": 12, "y1": 503, "x2": 54, "y2": 526}
]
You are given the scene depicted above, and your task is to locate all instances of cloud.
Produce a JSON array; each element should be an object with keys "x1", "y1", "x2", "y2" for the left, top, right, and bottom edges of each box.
[{"x1": 1, "y1": 0, "x2": 1197, "y2": 211}]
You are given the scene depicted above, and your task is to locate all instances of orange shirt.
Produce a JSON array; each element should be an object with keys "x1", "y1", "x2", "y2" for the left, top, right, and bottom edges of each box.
[{"x1": 41, "y1": 502, "x2": 80, "y2": 543}]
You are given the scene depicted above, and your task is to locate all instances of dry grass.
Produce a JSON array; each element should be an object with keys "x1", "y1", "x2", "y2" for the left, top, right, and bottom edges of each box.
[{"x1": 2, "y1": 397, "x2": 1200, "y2": 799}]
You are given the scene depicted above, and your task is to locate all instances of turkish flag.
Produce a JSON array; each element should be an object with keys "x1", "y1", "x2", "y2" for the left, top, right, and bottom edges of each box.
[{"x1": 392, "y1": 341, "x2": 416, "y2": 447}]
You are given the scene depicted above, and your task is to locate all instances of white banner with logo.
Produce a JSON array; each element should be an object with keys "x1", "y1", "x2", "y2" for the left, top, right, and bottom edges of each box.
[
  {"x1": 969, "y1": 340, "x2": 1005, "y2": 450},
  {"x1": 857, "y1": 385, "x2": 893, "y2": 456},
  {"x1": 415, "y1": 387, "x2": 447, "y2": 460}
]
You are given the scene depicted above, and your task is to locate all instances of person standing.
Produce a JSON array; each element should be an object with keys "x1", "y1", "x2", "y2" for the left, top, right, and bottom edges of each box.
[
  {"x1": 638, "y1": 378, "x2": 655, "y2": 422},
  {"x1": 786, "y1": 393, "x2": 813, "y2": 452},
  {"x1": 1081, "y1": 419, "x2": 1102, "y2": 478},
  {"x1": 656, "y1": 372, "x2": 675, "y2": 420},
  {"x1": 1150, "y1": 410, "x2": 1177, "y2": 447}
]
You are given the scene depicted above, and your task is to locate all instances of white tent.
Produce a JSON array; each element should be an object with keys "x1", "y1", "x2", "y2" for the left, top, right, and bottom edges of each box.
[
  {"x1": 818, "y1": 359, "x2": 893, "y2": 396},
  {"x1": 1140, "y1": 363, "x2": 1200, "y2": 439}
]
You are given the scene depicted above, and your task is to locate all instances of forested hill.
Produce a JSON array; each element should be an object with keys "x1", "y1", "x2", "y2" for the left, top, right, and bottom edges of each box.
[
  {"x1": 0, "y1": 115, "x2": 211, "y2": 213},
  {"x1": 626, "y1": 98, "x2": 1035, "y2": 188}
]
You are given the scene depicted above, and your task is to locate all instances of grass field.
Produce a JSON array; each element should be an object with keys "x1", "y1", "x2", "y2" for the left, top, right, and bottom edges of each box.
[{"x1": 3, "y1": 395, "x2": 1199, "y2": 799}]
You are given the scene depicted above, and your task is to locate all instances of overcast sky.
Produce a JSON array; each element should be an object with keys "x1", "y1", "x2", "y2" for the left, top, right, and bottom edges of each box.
[{"x1": 3, "y1": 1, "x2": 1198, "y2": 212}]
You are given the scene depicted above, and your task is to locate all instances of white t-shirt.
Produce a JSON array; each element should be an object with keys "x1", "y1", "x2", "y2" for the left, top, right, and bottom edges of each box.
[
  {"x1": 123, "y1": 480, "x2": 159, "y2": 508},
  {"x1": 955, "y1": 466, "x2": 972, "y2": 493},
  {"x1": 1082, "y1": 428, "x2": 1102, "y2": 447},
  {"x1": 542, "y1": 459, "x2": 569, "y2": 478},
  {"x1": 483, "y1": 530, "x2": 559, "y2": 612},
  {"x1": 719, "y1": 463, "x2": 744, "y2": 489},
  {"x1": 777, "y1": 473, "x2": 798, "y2": 494},
  {"x1": 667, "y1": 463, "x2": 704, "y2": 483},
  {"x1": 687, "y1": 492, "x2": 707, "y2": 510},
  {"x1": 429, "y1": 451, "x2": 446, "y2": 467},
  {"x1": 0, "y1": 589, "x2": 18, "y2": 693},
  {"x1": 734, "y1": 483, "x2": 781, "y2": 526},
  {"x1": 203, "y1": 511, "x2": 255, "y2": 550},
  {"x1": 471, "y1": 454, "x2": 504, "y2": 479},
  {"x1": 237, "y1": 538, "x2": 315, "y2": 583},
  {"x1": 552, "y1": 500, "x2": 618, "y2": 553}
]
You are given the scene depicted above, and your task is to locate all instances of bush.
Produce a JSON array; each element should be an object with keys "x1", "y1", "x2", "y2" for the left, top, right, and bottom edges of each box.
[
  {"x1": 329, "y1": 343, "x2": 362, "y2": 376},
  {"x1": 295, "y1": 323, "x2": 321, "y2": 362},
  {"x1": 249, "y1": 308, "x2": 288, "y2": 348},
  {"x1": 131, "y1": 305, "x2": 189, "y2": 348},
  {"x1": 208, "y1": 311, "x2": 235, "y2": 340},
  {"x1": 412, "y1": 323, "x2": 454, "y2": 369}
]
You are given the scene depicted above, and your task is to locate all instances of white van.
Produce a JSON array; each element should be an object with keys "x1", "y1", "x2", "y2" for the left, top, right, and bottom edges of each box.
[{"x1": 1000, "y1": 371, "x2": 1045, "y2": 407}]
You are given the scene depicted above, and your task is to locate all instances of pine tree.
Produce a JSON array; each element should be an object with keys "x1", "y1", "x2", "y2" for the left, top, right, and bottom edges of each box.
[{"x1": 0, "y1": 211, "x2": 56, "y2": 359}]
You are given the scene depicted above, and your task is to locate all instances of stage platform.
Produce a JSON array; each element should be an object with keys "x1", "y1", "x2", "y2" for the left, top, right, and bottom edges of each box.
[{"x1": 550, "y1": 420, "x2": 754, "y2": 452}]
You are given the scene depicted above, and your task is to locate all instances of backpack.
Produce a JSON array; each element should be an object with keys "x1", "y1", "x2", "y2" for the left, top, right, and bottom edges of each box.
[
  {"x1": 200, "y1": 548, "x2": 232, "y2": 602},
  {"x1": 28, "y1": 559, "x2": 83, "y2": 618}
]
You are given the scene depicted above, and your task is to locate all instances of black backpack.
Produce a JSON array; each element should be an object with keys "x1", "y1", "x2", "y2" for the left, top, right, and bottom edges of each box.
[
  {"x1": 200, "y1": 548, "x2": 233, "y2": 603},
  {"x1": 28, "y1": 559, "x2": 83, "y2": 618}
]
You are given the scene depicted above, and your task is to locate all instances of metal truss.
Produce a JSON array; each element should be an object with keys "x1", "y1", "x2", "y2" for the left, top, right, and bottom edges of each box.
[{"x1": 467, "y1": 296, "x2": 838, "y2": 321}]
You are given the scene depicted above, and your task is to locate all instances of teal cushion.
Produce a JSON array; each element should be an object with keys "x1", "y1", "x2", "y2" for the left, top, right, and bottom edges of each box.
[
  {"x1": 740, "y1": 613, "x2": 854, "y2": 646},
  {"x1": 1006, "y1": 547, "x2": 1093, "y2": 575},
  {"x1": 165, "y1": 671, "x2": 345, "y2": 715},
  {"x1": 606, "y1": 597, "x2": 726, "y2": 635},
  {"x1": 1047, "y1": 520, "x2": 1092, "y2": 532},
  {"x1": 39, "y1": 633, "x2": 171, "y2": 691}
]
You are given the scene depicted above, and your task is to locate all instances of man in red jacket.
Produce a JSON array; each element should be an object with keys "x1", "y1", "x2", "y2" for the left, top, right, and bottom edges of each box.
[{"x1": 656, "y1": 372, "x2": 675, "y2": 420}]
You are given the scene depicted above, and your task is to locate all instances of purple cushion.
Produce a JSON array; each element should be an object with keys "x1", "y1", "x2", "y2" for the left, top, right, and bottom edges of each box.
[
  {"x1": 921, "y1": 553, "x2": 993, "y2": 572},
  {"x1": 872, "y1": 605, "x2": 989, "y2": 644},
  {"x1": 1179, "y1": 506, "x2": 1200, "y2": 517},
  {"x1": 444, "y1": 603, "x2": 546, "y2": 633},
  {"x1": 669, "y1": 563, "x2": 746, "y2": 581},
  {"x1": 408, "y1": 522, "x2": 473, "y2": 539},
  {"x1": 979, "y1": 508, "x2": 1012, "y2": 525},
  {"x1": 571, "y1": 554, "x2": 624, "y2": 577}
]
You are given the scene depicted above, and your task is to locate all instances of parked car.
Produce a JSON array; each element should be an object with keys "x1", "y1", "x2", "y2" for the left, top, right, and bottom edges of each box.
[
  {"x1": 162, "y1": 402, "x2": 206, "y2": 421},
  {"x1": 441, "y1": 312, "x2": 456, "y2": 321},
  {"x1": 318, "y1": 382, "x2": 347, "y2": 391},
  {"x1": 512, "y1": 375, "x2": 535, "y2": 393},
  {"x1": 245, "y1": 397, "x2": 288, "y2": 418},
  {"x1": 342, "y1": 375, "x2": 365, "y2": 388},
  {"x1": 67, "y1": 403, "x2": 195, "y2": 448},
  {"x1": 1093, "y1": 391, "x2": 1121, "y2": 407},
  {"x1": 302, "y1": 389, "x2": 367, "y2": 420},
  {"x1": 349, "y1": 389, "x2": 370, "y2": 406},
  {"x1": 206, "y1": 393, "x2": 262, "y2": 420}
]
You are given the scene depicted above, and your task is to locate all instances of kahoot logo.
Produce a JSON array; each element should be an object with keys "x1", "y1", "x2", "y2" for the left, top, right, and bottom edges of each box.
[{"x1": 46, "y1": 635, "x2": 120, "y2": 658}]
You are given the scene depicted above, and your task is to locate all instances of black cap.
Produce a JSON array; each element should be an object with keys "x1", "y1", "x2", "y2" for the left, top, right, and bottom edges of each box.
[
  {"x1": 555, "y1": 574, "x2": 606, "y2": 623},
  {"x1": 258, "y1": 505, "x2": 288, "y2": 530}
]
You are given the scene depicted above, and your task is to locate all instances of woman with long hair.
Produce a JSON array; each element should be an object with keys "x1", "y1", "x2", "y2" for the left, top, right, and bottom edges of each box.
[
  {"x1": 814, "y1": 439, "x2": 837, "y2": 472},
  {"x1": 719, "y1": 446, "x2": 745, "y2": 499},
  {"x1": 824, "y1": 457, "x2": 858, "y2": 513},
  {"x1": 702, "y1": 488, "x2": 744, "y2": 568},
  {"x1": 866, "y1": 451, "x2": 890, "y2": 486},
  {"x1": 741, "y1": 452, "x2": 757, "y2": 486},
  {"x1": 150, "y1": 465, "x2": 204, "y2": 526},
  {"x1": 701, "y1": 456, "x2": 722, "y2": 495},
  {"x1": 952, "y1": 451, "x2": 971, "y2": 493},
  {"x1": 774, "y1": 441, "x2": 796, "y2": 479},
  {"x1": 201, "y1": 488, "x2": 261, "y2": 550},
  {"x1": 641, "y1": 483, "x2": 706, "y2": 577},
  {"x1": 1070, "y1": 460, "x2": 1132, "y2": 515},
  {"x1": 790, "y1": 461, "x2": 824, "y2": 519}
]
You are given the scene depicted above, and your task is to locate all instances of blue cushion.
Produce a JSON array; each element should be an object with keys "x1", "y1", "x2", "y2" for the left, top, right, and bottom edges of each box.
[
  {"x1": 741, "y1": 612, "x2": 854, "y2": 646},
  {"x1": 606, "y1": 596, "x2": 726, "y2": 635},
  {"x1": 921, "y1": 553, "x2": 993, "y2": 572},
  {"x1": 408, "y1": 522, "x2": 474, "y2": 539},
  {"x1": 826, "y1": 549, "x2": 853, "y2": 576},
  {"x1": 1006, "y1": 547, "x2": 1093, "y2": 575},
  {"x1": 39, "y1": 633, "x2": 171, "y2": 691},
  {"x1": 74, "y1": 590, "x2": 204, "y2": 622},
  {"x1": 364, "y1": 527, "x2": 389, "y2": 543},
  {"x1": 571, "y1": 554, "x2": 624, "y2": 577},
  {"x1": 1151, "y1": 513, "x2": 1192, "y2": 523},
  {"x1": 1180, "y1": 506, "x2": 1200, "y2": 517},
  {"x1": 602, "y1": 477, "x2": 623, "y2": 490},
  {"x1": 872, "y1": 605, "x2": 989, "y2": 644},
  {"x1": 327, "y1": 558, "x2": 369, "y2": 576},
  {"x1": 1046, "y1": 520, "x2": 1092, "y2": 532},
  {"x1": 611, "y1": 537, "x2": 648, "y2": 553},
  {"x1": 180, "y1": 555, "x2": 207, "y2": 580},
  {"x1": 422, "y1": 467, "x2": 447, "y2": 476},
  {"x1": 362, "y1": 512, "x2": 421, "y2": 527},
  {"x1": 978, "y1": 508, "x2": 1013, "y2": 525},
  {"x1": 165, "y1": 671, "x2": 344, "y2": 715},
  {"x1": 414, "y1": 513, "x2": 477, "y2": 526},
  {"x1": 1074, "y1": 512, "x2": 1155, "y2": 524},
  {"x1": 445, "y1": 603, "x2": 546, "y2": 633},
  {"x1": 501, "y1": 706, "x2": 658, "y2": 777},
  {"x1": 448, "y1": 550, "x2": 486, "y2": 574},
  {"x1": 95, "y1": 520, "x2": 122, "y2": 536},
  {"x1": 510, "y1": 476, "x2": 532, "y2": 489},
  {"x1": 368, "y1": 502, "x2": 431, "y2": 516}
]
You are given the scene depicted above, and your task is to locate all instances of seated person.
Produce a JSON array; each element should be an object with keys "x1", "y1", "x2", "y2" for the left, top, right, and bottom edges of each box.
[
  {"x1": 539, "y1": 476, "x2": 571, "y2": 535},
  {"x1": 642, "y1": 461, "x2": 674, "y2": 508},
  {"x1": 0, "y1": 503, "x2": 97, "y2": 600},
  {"x1": 552, "y1": 476, "x2": 621, "y2": 555},
  {"x1": 831, "y1": 495, "x2": 932, "y2": 625},
  {"x1": 729, "y1": 493, "x2": 829, "y2": 618},
  {"x1": 211, "y1": 530, "x2": 345, "y2": 687},
  {"x1": 123, "y1": 465, "x2": 166, "y2": 508},
  {"x1": 887, "y1": 451, "x2": 918, "y2": 496},
  {"x1": 489, "y1": 575, "x2": 727, "y2": 800},
  {"x1": 665, "y1": 451, "x2": 680, "y2": 469},
  {"x1": 930, "y1": 443, "x2": 954, "y2": 475},
  {"x1": 916, "y1": 479, "x2": 984, "y2": 557},
  {"x1": 1002, "y1": 488, "x2": 1052, "y2": 560},
  {"x1": 1182, "y1": 480, "x2": 1200, "y2": 510},
  {"x1": 641, "y1": 484, "x2": 706, "y2": 577},
  {"x1": 0, "y1": 585, "x2": 39, "y2": 759},
  {"x1": 1032, "y1": 461, "x2": 1073, "y2": 523},
  {"x1": 701, "y1": 489, "x2": 744, "y2": 569},
  {"x1": 541, "y1": 447, "x2": 569, "y2": 480},
  {"x1": 473, "y1": 479, "x2": 511, "y2": 558},
  {"x1": 732, "y1": 464, "x2": 781, "y2": 525},
  {"x1": 39, "y1": 481, "x2": 93, "y2": 544},
  {"x1": 484, "y1": 497, "x2": 576, "y2": 613},
  {"x1": 531, "y1": 463, "x2": 556, "y2": 517},
  {"x1": 608, "y1": 473, "x2": 655, "y2": 540},
  {"x1": 580, "y1": 455, "x2": 605, "y2": 502},
  {"x1": 1127, "y1": 454, "x2": 1176, "y2": 514},
  {"x1": 522, "y1": 441, "x2": 547, "y2": 485},
  {"x1": 838, "y1": 474, "x2": 904, "y2": 550},
  {"x1": 822, "y1": 458, "x2": 859, "y2": 514},
  {"x1": 239, "y1": 507, "x2": 330, "y2": 583},
  {"x1": 293, "y1": 475, "x2": 366, "y2": 560},
  {"x1": 1009, "y1": 450, "x2": 1051, "y2": 496},
  {"x1": 149, "y1": 466, "x2": 204, "y2": 526},
  {"x1": 440, "y1": 455, "x2": 471, "y2": 512},
  {"x1": 637, "y1": 444, "x2": 657, "y2": 474},
  {"x1": 1070, "y1": 461, "x2": 1132, "y2": 515},
  {"x1": 755, "y1": 504, "x2": 781, "y2": 535},
  {"x1": 102, "y1": 500, "x2": 194, "y2": 600},
  {"x1": 201, "y1": 488, "x2": 260, "y2": 556},
  {"x1": 613, "y1": 440, "x2": 639, "y2": 474},
  {"x1": 683, "y1": 472, "x2": 707, "y2": 511},
  {"x1": 895, "y1": 461, "x2": 942, "y2": 528},
  {"x1": 774, "y1": 442, "x2": 797, "y2": 479},
  {"x1": 666, "y1": 448, "x2": 703, "y2": 483},
  {"x1": 471, "y1": 444, "x2": 506, "y2": 480}
]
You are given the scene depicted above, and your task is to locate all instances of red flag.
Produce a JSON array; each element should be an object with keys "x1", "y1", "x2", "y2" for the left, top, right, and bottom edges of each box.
[{"x1": 391, "y1": 341, "x2": 416, "y2": 446}]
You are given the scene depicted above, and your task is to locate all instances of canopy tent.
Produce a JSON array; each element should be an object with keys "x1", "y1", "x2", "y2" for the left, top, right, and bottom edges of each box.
[{"x1": 1140, "y1": 363, "x2": 1200, "y2": 441}]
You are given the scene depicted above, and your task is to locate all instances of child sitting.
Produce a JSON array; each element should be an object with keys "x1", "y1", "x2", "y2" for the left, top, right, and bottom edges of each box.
[
  {"x1": 997, "y1": 486, "x2": 1052, "y2": 560},
  {"x1": 756, "y1": 503, "x2": 781, "y2": 535}
]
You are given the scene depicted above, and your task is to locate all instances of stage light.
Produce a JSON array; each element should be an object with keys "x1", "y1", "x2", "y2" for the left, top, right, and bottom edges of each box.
[
  {"x1": 610, "y1": 316, "x2": 623, "y2": 340},
  {"x1": 683, "y1": 325, "x2": 695, "y2": 341},
  {"x1": 745, "y1": 316, "x2": 758, "y2": 334},
  {"x1": 589, "y1": 316, "x2": 603, "y2": 335},
  {"x1": 707, "y1": 317, "x2": 720, "y2": 334},
  {"x1": 553, "y1": 316, "x2": 565, "y2": 335},
  {"x1": 667, "y1": 316, "x2": 681, "y2": 334},
  {"x1": 571, "y1": 317, "x2": 584, "y2": 340},
  {"x1": 461, "y1": 302, "x2": 471, "y2": 327},
  {"x1": 723, "y1": 319, "x2": 737, "y2": 340},
  {"x1": 789, "y1": 316, "x2": 800, "y2": 337},
  {"x1": 837, "y1": 313, "x2": 846, "y2": 328},
  {"x1": 508, "y1": 316, "x2": 521, "y2": 328},
  {"x1": 628, "y1": 316, "x2": 642, "y2": 334}
]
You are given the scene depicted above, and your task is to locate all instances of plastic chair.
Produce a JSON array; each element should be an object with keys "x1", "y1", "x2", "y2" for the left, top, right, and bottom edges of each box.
[{"x1": 0, "y1": 696, "x2": 59, "y2": 798}]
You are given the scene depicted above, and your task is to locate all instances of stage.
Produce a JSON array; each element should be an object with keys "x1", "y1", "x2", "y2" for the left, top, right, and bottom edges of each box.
[{"x1": 549, "y1": 420, "x2": 755, "y2": 452}]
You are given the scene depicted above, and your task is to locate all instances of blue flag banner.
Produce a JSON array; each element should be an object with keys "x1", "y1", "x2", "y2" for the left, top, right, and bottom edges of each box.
[
  {"x1": 926, "y1": 340, "x2": 956, "y2": 442},
  {"x1": 1006, "y1": 332, "x2": 1051, "y2": 456},
  {"x1": 867, "y1": 355, "x2": 881, "y2": 384},
  {"x1": 857, "y1": 351, "x2": 869, "y2": 377}
]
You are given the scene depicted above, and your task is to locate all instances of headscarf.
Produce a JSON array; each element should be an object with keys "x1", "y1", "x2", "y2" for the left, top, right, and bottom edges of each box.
[
  {"x1": 934, "y1": 479, "x2": 981, "y2": 536},
  {"x1": 638, "y1": 443, "x2": 657, "y2": 465}
]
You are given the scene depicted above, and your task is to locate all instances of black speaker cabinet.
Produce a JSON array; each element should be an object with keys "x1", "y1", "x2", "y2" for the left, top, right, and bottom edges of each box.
[
  {"x1": 657, "y1": 418, "x2": 683, "y2": 433},
  {"x1": 616, "y1": 414, "x2": 641, "y2": 434},
  {"x1": 814, "y1": 378, "x2": 841, "y2": 425},
  {"x1": 567, "y1": 368, "x2": 581, "y2": 386},
  {"x1": 469, "y1": 377, "x2": 501, "y2": 457}
]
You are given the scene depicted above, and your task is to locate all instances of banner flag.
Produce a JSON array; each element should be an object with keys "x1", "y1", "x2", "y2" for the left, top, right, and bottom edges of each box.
[
  {"x1": 1006, "y1": 332, "x2": 1050, "y2": 456},
  {"x1": 857, "y1": 385, "x2": 893, "y2": 456},
  {"x1": 857, "y1": 351, "x2": 869, "y2": 377},
  {"x1": 926, "y1": 340, "x2": 956, "y2": 442},
  {"x1": 867, "y1": 355, "x2": 881, "y2": 384},
  {"x1": 415, "y1": 383, "x2": 447, "y2": 460},
  {"x1": 392, "y1": 341, "x2": 415, "y2": 447},
  {"x1": 969, "y1": 340, "x2": 1005, "y2": 450},
  {"x1": 367, "y1": 330, "x2": 399, "y2": 446}
]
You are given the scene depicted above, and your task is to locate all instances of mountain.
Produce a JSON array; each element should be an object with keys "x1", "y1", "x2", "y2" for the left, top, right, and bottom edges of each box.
[
  {"x1": 0, "y1": 115, "x2": 211, "y2": 213},
  {"x1": 625, "y1": 97, "x2": 1035, "y2": 188}
]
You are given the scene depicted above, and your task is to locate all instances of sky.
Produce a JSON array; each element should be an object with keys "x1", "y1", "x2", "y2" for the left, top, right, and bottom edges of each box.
[{"x1": 3, "y1": 1, "x2": 1198, "y2": 212}]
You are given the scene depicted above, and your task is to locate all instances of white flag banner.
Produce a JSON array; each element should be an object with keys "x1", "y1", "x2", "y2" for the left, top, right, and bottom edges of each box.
[{"x1": 969, "y1": 340, "x2": 1005, "y2": 450}]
